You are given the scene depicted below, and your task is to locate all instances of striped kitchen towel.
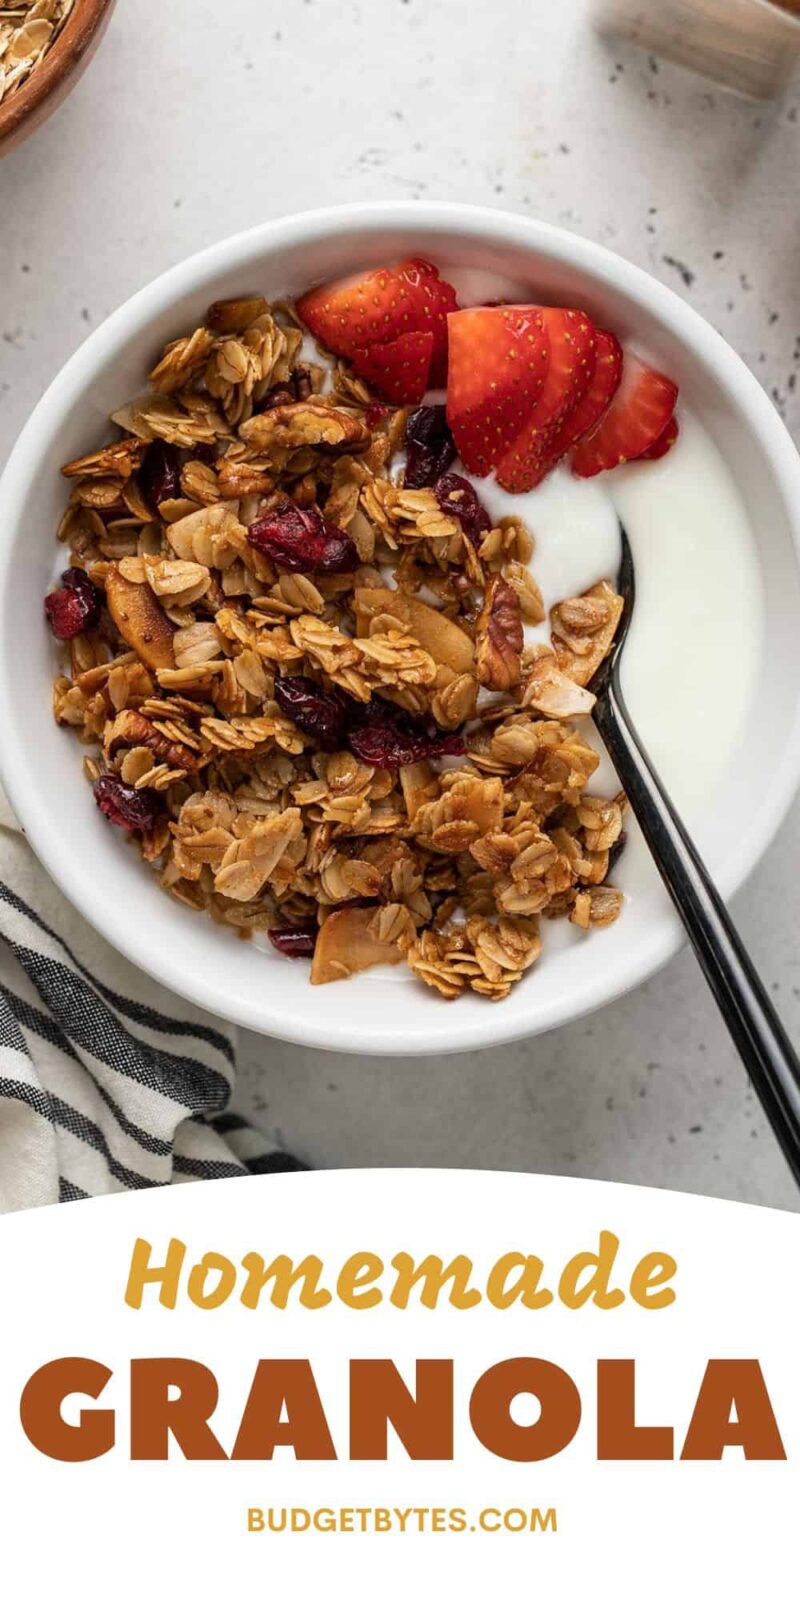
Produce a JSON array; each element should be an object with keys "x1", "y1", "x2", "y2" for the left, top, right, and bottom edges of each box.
[{"x1": 0, "y1": 796, "x2": 303, "y2": 1213}]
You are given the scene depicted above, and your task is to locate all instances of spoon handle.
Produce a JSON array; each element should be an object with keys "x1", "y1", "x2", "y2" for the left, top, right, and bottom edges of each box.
[{"x1": 594, "y1": 672, "x2": 800, "y2": 1186}]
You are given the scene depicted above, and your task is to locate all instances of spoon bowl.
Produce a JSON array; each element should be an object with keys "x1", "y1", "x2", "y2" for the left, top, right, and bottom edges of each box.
[{"x1": 588, "y1": 524, "x2": 635, "y2": 701}]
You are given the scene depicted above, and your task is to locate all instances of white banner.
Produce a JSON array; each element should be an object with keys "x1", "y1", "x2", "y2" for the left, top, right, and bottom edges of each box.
[{"x1": 0, "y1": 1170, "x2": 797, "y2": 1596}]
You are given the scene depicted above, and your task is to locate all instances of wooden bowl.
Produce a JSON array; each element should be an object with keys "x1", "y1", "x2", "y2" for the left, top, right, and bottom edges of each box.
[{"x1": 0, "y1": 0, "x2": 116, "y2": 156}]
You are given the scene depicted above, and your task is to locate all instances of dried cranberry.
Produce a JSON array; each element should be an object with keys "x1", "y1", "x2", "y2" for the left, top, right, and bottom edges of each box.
[
  {"x1": 349, "y1": 723, "x2": 464, "y2": 768},
  {"x1": 434, "y1": 473, "x2": 492, "y2": 547},
  {"x1": 268, "y1": 924, "x2": 318, "y2": 959},
  {"x1": 139, "y1": 440, "x2": 182, "y2": 508},
  {"x1": 44, "y1": 567, "x2": 102, "y2": 640},
  {"x1": 404, "y1": 405, "x2": 456, "y2": 488},
  {"x1": 365, "y1": 400, "x2": 389, "y2": 430},
  {"x1": 348, "y1": 700, "x2": 465, "y2": 769},
  {"x1": 247, "y1": 499, "x2": 358, "y2": 575},
  {"x1": 94, "y1": 775, "x2": 164, "y2": 833},
  {"x1": 274, "y1": 675, "x2": 348, "y2": 751}
]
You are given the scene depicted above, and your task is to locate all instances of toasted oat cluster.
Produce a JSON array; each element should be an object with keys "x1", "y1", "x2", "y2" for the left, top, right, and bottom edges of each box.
[
  {"x1": 48, "y1": 292, "x2": 626, "y2": 1002},
  {"x1": 0, "y1": 1, "x2": 73, "y2": 104}
]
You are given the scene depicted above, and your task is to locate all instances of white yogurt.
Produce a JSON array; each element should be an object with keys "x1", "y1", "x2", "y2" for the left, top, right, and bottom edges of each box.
[
  {"x1": 609, "y1": 411, "x2": 763, "y2": 812},
  {"x1": 444, "y1": 268, "x2": 764, "y2": 813},
  {"x1": 472, "y1": 466, "x2": 621, "y2": 647},
  {"x1": 467, "y1": 407, "x2": 763, "y2": 819}
]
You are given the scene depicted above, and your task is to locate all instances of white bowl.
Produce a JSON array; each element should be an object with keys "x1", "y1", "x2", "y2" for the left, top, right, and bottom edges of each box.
[{"x1": 1, "y1": 202, "x2": 800, "y2": 1056}]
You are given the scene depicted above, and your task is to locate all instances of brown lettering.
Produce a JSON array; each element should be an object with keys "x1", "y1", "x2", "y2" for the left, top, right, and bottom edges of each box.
[
  {"x1": 470, "y1": 1358, "x2": 581, "y2": 1461},
  {"x1": 597, "y1": 1359, "x2": 673, "y2": 1459},
  {"x1": 130, "y1": 1358, "x2": 226, "y2": 1460},
  {"x1": 20, "y1": 1358, "x2": 114, "y2": 1462},
  {"x1": 231, "y1": 1360, "x2": 337, "y2": 1460},
  {"x1": 350, "y1": 1359, "x2": 453, "y2": 1459},
  {"x1": 681, "y1": 1360, "x2": 786, "y2": 1460}
]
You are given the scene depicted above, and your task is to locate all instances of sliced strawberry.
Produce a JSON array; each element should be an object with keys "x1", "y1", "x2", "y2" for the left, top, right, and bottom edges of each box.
[
  {"x1": 495, "y1": 308, "x2": 596, "y2": 492},
  {"x1": 518, "y1": 327, "x2": 623, "y2": 489},
  {"x1": 445, "y1": 305, "x2": 550, "y2": 476},
  {"x1": 352, "y1": 331, "x2": 434, "y2": 405},
  {"x1": 296, "y1": 258, "x2": 457, "y2": 384},
  {"x1": 539, "y1": 328, "x2": 622, "y2": 476},
  {"x1": 635, "y1": 413, "x2": 679, "y2": 461},
  {"x1": 571, "y1": 354, "x2": 678, "y2": 478}
]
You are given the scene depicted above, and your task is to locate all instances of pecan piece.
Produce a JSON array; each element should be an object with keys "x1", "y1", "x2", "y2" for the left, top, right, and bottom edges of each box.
[
  {"x1": 106, "y1": 710, "x2": 197, "y2": 772},
  {"x1": 475, "y1": 574, "x2": 523, "y2": 691},
  {"x1": 239, "y1": 401, "x2": 371, "y2": 455},
  {"x1": 216, "y1": 456, "x2": 275, "y2": 498}
]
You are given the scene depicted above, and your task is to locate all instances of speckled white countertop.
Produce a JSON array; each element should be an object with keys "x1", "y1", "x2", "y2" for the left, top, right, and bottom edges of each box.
[{"x1": 1, "y1": 0, "x2": 799, "y2": 1208}]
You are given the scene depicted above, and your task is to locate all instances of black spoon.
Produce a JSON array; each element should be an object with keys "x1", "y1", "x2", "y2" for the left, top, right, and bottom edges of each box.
[{"x1": 590, "y1": 525, "x2": 800, "y2": 1187}]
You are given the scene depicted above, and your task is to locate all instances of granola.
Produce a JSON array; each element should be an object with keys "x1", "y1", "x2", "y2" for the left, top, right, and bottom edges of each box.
[{"x1": 46, "y1": 287, "x2": 627, "y2": 1002}]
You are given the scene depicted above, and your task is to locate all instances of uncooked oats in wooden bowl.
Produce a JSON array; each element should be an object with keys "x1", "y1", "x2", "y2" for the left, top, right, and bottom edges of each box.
[
  {"x1": 1, "y1": 203, "x2": 800, "y2": 1055},
  {"x1": 0, "y1": 0, "x2": 115, "y2": 156}
]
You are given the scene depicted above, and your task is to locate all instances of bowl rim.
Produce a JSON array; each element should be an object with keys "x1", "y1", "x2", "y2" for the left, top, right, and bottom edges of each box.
[
  {"x1": 2, "y1": 199, "x2": 800, "y2": 1055},
  {"x1": 0, "y1": 0, "x2": 114, "y2": 151}
]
